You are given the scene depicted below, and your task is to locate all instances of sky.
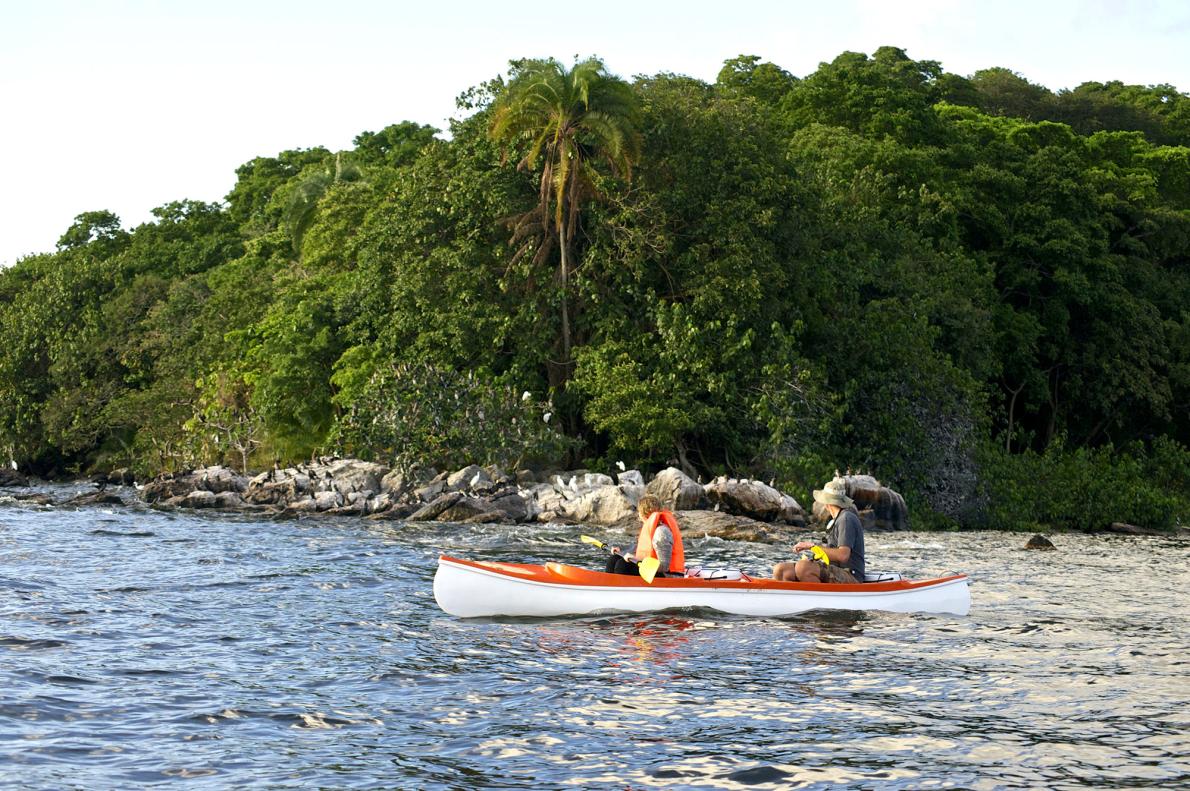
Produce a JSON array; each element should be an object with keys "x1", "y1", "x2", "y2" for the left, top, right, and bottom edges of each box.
[{"x1": 2, "y1": 0, "x2": 1188, "y2": 267}]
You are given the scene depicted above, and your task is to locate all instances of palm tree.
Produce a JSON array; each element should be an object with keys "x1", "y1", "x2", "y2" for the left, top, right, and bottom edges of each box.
[
  {"x1": 489, "y1": 57, "x2": 641, "y2": 373},
  {"x1": 285, "y1": 152, "x2": 363, "y2": 255}
]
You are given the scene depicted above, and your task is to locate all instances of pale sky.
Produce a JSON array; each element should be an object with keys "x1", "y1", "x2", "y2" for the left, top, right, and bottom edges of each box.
[{"x1": 2, "y1": 0, "x2": 1187, "y2": 267}]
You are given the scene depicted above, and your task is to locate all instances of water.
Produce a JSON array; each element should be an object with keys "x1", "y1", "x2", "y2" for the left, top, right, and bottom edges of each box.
[{"x1": 1, "y1": 485, "x2": 1188, "y2": 789}]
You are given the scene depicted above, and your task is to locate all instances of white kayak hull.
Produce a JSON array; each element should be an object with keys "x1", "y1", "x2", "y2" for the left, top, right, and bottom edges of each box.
[{"x1": 434, "y1": 556, "x2": 971, "y2": 618}]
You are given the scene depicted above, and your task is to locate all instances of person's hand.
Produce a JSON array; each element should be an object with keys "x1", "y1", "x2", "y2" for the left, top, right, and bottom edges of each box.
[{"x1": 794, "y1": 540, "x2": 813, "y2": 552}]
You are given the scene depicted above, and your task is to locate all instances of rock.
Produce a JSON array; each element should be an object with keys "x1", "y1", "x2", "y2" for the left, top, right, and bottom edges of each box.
[
  {"x1": 447, "y1": 464, "x2": 488, "y2": 491},
  {"x1": 324, "y1": 459, "x2": 387, "y2": 495},
  {"x1": 0, "y1": 468, "x2": 29, "y2": 487},
  {"x1": 618, "y1": 482, "x2": 645, "y2": 505},
  {"x1": 487, "y1": 490, "x2": 534, "y2": 523},
  {"x1": 408, "y1": 492, "x2": 464, "y2": 521},
  {"x1": 108, "y1": 467, "x2": 136, "y2": 486},
  {"x1": 1025, "y1": 533, "x2": 1056, "y2": 550},
  {"x1": 435, "y1": 495, "x2": 494, "y2": 523},
  {"x1": 704, "y1": 477, "x2": 805, "y2": 524},
  {"x1": 243, "y1": 478, "x2": 300, "y2": 505},
  {"x1": 617, "y1": 470, "x2": 645, "y2": 487},
  {"x1": 483, "y1": 465, "x2": 515, "y2": 485},
  {"x1": 812, "y1": 475, "x2": 909, "y2": 530},
  {"x1": 380, "y1": 470, "x2": 411, "y2": 498},
  {"x1": 62, "y1": 491, "x2": 126, "y2": 507},
  {"x1": 674, "y1": 510, "x2": 792, "y2": 543},
  {"x1": 12, "y1": 493, "x2": 53, "y2": 505},
  {"x1": 197, "y1": 466, "x2": 249, "y2": 494},
  {"x1": 141, "y1": 465, "x2": 246, "y2": 503},
  {"x1": 366, "y1": 502, "x2": 422, "y2": 521},
  {"x1": 564, "y1": 485, "x2": 637, "y2": 526},
  {"x1": 458, "y1": 511, "x2": 508, "y2": 524},
  {"x1": 646, "y1": 467, "x2": 705, "y2": 510},
  {"x1": 1104, "y1": 522, "x2": 1181, "y2": 537},
  {"x1": 185, "y1": 490, "x2": 218, "y2": 509},
  {"x1": 523, "y1": 482, "x2": 570, "y2": 515},
  {"x1": 515, "y1": 469, "x2": 539, "y2": 485},
  {"x1": 213, "y1": 492, "x2": 245, "y2": 509},
  {"x1": 414, "y1": 480, "x2": 448, "y2": 502}
]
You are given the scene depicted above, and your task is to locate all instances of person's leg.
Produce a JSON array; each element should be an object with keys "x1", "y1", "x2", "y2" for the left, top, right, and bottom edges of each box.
[
  {"x1": 606, "y1": 555, "x2": 637, "y2": 575},
  {"x1": 820, "y1": 564, "x2": 857, "y2": 584},
  {"x1": 794, "y1": 557, "x2": 822, "y2": 582},
  {"x1": 772, "y1": 561, "x2": 797, "y2": 581}
]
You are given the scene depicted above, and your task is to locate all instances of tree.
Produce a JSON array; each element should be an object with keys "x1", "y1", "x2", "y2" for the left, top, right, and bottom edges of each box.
[{"x1": 489, "y1": 57, "x2": 641, "y2": 379}]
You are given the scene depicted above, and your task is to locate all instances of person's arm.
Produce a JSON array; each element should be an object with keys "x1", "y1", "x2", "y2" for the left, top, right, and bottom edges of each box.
[
  {"x1": 652, "y1": 524, "x2": 673, "y2": 573},
  {"x1": 823, "y1": 544, "x2": 851, "y2": 565}
]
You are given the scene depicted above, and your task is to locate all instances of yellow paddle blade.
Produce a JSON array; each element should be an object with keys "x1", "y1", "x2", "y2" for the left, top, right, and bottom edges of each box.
[
  {"x1": 580, "y1": 535, "x2": 605, "y2": 549},
  {"x1": 811, "y1": 545, "x2": 830, "y2": 566},
  {"x1": 639, "y1": 556, "x2": 661, "y2": 584}
]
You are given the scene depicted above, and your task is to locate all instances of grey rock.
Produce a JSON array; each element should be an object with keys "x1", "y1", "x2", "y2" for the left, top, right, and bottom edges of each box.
[
  {"x1": 704, "y1": 476, "x2": 803, "y2": 523},
  {"x1": 324, "y1": 459, "x2": 387, "y2": 496},
  {"x1": 646, "y1": 467, "x2": 705, "y2": 510},
  {"x1": 415, "y1": 480, "x2": 448, "y2": 502},
  {"x1": 62, "y1": 490, "x2": 126, "y2": 507},
  {"x1": 676, "y1": 510, "x2": 792, "y2": 544},
  {"x1": 564, "y1": 485, "x2": 638, "y2": 526},
  {"x1": 617, "y1": 470, "x2": 644, "y2": 487},
  {"x1": 0, "y1": 468, "x2": 29, "y2": 487},
  {"x1": 446, "y1": 463, "x2": 486, "y2": 488},
  {"x1": 1025, "y1": 533, "x2": 1056, "y2": 550},
  {"x1": 185, "y1": 490, "x2": 218, "y2": 509},
  {"x1": 484, "y1": 465, "x2": 514, "y2": 485},
  {"x1": 408, "y1": 492, "x2": 464, "y2": 521}
]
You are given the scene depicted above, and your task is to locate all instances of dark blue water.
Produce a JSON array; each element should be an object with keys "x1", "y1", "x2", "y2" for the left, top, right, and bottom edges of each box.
[{"x1": 2, "y1": 484, "x2": 1188, "y2": 789}]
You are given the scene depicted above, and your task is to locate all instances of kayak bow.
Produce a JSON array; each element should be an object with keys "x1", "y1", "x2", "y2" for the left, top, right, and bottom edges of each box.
[{"x1": 433, "y1": 556, "x2": 971, "y2": 618}]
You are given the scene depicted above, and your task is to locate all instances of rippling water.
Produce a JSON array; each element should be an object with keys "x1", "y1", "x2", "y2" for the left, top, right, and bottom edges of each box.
[{"x1": 2, "y1": 484, "x2": 1188, "y2": 789}]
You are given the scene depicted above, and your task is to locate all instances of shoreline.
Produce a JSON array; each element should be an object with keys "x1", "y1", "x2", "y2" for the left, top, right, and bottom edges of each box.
[{"x1": 3, "y1": 460, "x2": 1186, "y2": 539}]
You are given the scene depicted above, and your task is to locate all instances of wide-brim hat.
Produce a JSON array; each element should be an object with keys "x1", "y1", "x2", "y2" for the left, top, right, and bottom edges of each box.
[{"x1": 813, "y1": 478, "x2": 854, "y2": 509}]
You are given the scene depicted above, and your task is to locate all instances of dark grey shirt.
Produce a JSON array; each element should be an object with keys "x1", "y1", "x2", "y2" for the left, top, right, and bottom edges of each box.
[{"x1": 826, "y1": 510, "x2": 865, "y2": 582}]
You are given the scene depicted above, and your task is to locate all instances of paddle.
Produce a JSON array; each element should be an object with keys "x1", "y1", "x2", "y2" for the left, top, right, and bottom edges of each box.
[{"x1": 580, "y1": 535, "x2": 662, "y2": 584}]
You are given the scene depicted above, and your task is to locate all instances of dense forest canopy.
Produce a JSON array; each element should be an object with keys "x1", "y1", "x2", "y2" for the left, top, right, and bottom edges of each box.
[{"x1": 2, "y1": 48, "x2": 1187, "y2": 530}]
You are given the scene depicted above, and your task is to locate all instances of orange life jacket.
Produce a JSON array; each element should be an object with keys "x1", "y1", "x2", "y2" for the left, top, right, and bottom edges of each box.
[{"x1": 634, "y1": 510, "x2": 685, "y2": 574}]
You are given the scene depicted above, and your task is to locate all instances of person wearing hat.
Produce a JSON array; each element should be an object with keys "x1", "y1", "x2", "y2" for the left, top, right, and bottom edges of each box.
[{"x1": 772, "y1": 478, "x2": 866, "y2": 583}]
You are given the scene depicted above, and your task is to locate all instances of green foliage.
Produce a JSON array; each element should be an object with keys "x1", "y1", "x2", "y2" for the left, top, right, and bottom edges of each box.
[
  {"x1": 976, "y1": 438, "x2": 1190, "y2": 532},
  {"x1": 184, "y1": 369, "x2": 264, "y2": 473},
  {"x1": 330, "y1": 360, "x2": 575, "y2": 473},
  {"x1": 0, "y1": 47, "x2": 1186, "y2": 535}
]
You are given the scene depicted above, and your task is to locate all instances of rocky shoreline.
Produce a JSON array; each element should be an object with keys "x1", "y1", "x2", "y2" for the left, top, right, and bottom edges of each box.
[
  {"x1": 0, "y1": 459, "x2": 913, "y2": 543},
  {"x1": 4, "y1": 460, "x2": 1184, "y2": 539}
]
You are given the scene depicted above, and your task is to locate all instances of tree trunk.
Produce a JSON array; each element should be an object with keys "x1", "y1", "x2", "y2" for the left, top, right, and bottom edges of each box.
[
  {"x1": 558, "y1": 221, "x2": 571, "y2": 365},
  {"x1": 1005, "y1": 381, "x2": 1024, "y2": 453}
]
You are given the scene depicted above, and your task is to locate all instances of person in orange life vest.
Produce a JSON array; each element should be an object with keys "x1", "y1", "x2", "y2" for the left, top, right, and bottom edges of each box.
[{"x1": 605, "y1": 494, "x2": 685, "y2": 578}]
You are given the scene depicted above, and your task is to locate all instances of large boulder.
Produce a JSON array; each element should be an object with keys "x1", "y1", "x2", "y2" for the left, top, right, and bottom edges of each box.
[
  {"x1": 646, "y1": 467, "x2": 705, "y2": 511},
  {"x1": 487, "y1": 490, "x2": 534, "y2": 523},
  {"x1": 564, "y1": 486, "x2": 638, "y2": 526},
  {"x1": 62, "y1": 490, "x2": 126, "y2": 508},
  {"x1": 323, "y1": 459, "x2": 387, "y2": 496},
  {"x1": 674, "y1": 510, "x2": 793, "y2": 544},
  {"x1": 142, "y1": 465, "x2": 247, "y2": 503},
  {"x1": 0, "y1": 468, "x2": 29, "y2": 487},
  {"x1": 704, "y1": 477, "x2": 805, "y2": 525},
  {"x1": 185, "y1": 490, "x2": 218, "y2": 509},
  {"x1": 447, "y1": 464, "x2": 489, "y2": 491},
  {"x1": 811, "y1": 474, "x2": 909, "y2": 530}
]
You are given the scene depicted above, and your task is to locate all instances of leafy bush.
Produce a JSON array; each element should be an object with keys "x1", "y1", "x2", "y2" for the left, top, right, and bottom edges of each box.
[
  {"x1": 975, "y1": 438, "x2": 1190, "y2": 531},
  {"x1": 330, "y1": 360, "x2": 576, "y2": 473}
]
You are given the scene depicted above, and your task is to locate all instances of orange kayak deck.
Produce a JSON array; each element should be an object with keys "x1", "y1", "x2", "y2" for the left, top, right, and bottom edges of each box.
[{"x1": 441, "y1": 556, "x2": 967, "y2": 593}]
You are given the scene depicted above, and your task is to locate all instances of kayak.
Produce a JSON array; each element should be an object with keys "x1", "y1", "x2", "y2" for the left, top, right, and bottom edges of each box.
[{"x1": 434, "y1": 556, "x2": 971, "y2": 618}]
